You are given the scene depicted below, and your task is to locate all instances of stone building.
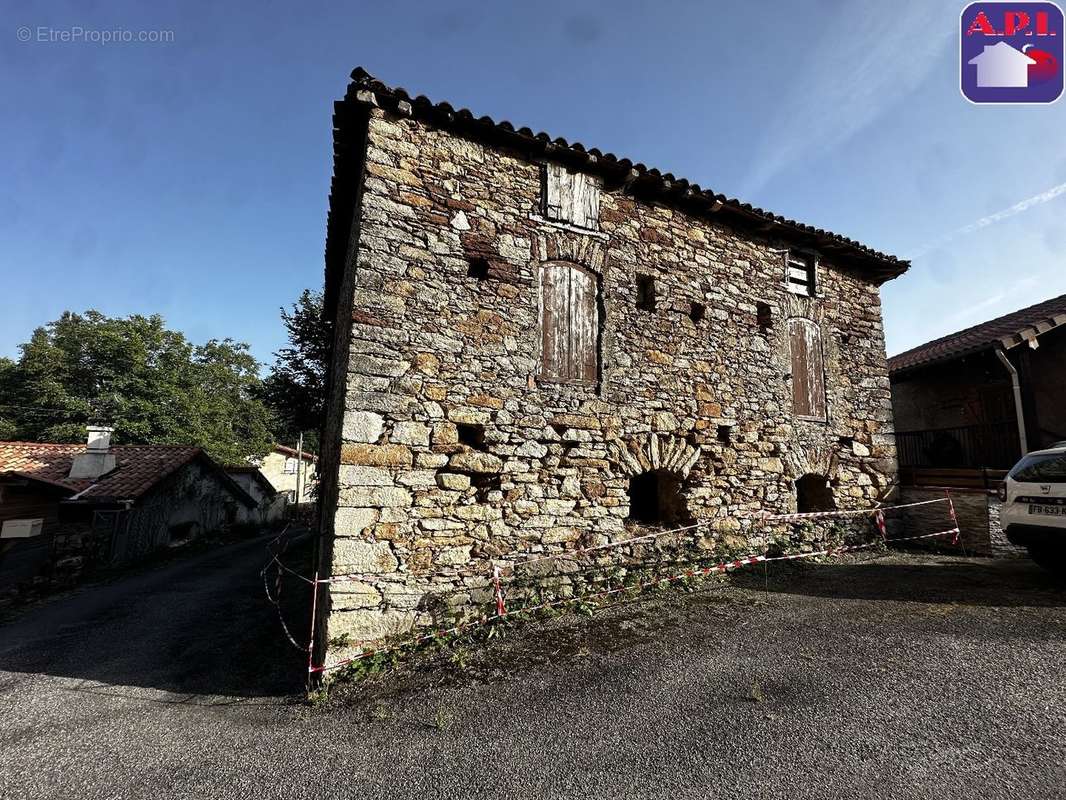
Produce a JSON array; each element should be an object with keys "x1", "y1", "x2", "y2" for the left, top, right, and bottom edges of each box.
[
  {"x1": 257, "y1": 444, "x2": 318, "y2": 504},
  {"x1": 314, "y1": 69, "x2": 908, "y2": 656},
  {"x1": 0, "y1": 427, "x2": 257, "y2": 593}
]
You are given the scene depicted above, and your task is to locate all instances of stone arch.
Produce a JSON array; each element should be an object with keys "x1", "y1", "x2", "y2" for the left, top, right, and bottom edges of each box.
[
  {"x1": 782, "y1": 444, "x2": 839, "y2": 482},
  {"x1": 609, "y1": 432, "x2": 701, "y2": 479},
  {"x1": 532, "y1": 229, "x2": 608, "y2": 273}
]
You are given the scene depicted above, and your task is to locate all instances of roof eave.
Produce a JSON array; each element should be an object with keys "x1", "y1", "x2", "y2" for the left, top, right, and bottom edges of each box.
[{"x1": 325, "y1": 68, "x2": 908, "y2": 302}]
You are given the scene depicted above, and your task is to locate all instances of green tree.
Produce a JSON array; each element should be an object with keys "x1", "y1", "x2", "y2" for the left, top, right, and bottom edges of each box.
[
  {"x1": 260, "y1": 289, "x2": 331, "y2": 453},
  {"x1": 0, "y1": 311, "x2": 274, "y2": 464}
]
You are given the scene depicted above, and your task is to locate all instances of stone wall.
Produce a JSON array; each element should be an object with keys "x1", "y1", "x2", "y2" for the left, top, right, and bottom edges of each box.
[
  {"x1": 895, "y1": 487, "x2": 989, "y2": 554},
  {"x1": 321, "y1": 107, "x2": 900, "y2": 656}
]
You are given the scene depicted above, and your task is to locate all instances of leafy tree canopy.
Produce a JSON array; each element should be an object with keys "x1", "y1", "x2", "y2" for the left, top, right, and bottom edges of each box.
[
  {"x1": 260, "y1": 289, "x2": 330, "y2": 454},
  {"x1": 0, "y1": 311, "x2": 275, "y2": 465}
]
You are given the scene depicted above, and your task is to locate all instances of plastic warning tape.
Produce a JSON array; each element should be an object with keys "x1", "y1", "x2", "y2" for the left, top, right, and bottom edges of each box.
[
  {"x1": 315, "y1": 497, "x2": 953, "y2": 586},
  {"x1": 759, "y1": 497, "x2": 949, "y2": 523},
  {"x1": 307, "y1": 526, "x2": 962, "y2": 674}
]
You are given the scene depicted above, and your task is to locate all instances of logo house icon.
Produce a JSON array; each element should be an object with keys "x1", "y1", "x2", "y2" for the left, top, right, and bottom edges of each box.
[
  {"x1": 961, "y1": 2, "x2": 1064, "y2": 103},
  {"x1": 969, "y1": 40, "x2": 1037, "y2": 86}
]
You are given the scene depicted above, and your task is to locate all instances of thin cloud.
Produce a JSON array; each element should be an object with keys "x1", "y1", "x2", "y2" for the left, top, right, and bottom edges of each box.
[
  {"x1": 741, "y1": 0, "x2": 954, "y2": 195},
  {"x1": 908, "y1": 181, "x2": 1066, "y2": 258}
]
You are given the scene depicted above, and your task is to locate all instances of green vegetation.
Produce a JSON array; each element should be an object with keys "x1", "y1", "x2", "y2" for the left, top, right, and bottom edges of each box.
[
  {"x1": 0, "y1": 310, "x2": 274, "y2": 464},
  {"x1": 260, "y1": 289, "x2": 331, "y2": 454},
  {"x1": 0, "y1": 287, "x2": 332, "y2": 463}
]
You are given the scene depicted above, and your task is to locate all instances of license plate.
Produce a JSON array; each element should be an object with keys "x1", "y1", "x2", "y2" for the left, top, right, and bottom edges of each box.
[{"x1": 1028, "y1": 504, "x2": 1064, "y2": 516}]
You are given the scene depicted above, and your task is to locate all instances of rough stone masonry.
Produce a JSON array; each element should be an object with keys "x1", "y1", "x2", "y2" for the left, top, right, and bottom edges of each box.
[{"x1": 313, "y1": 69, "x2": 909, "y2": 663}]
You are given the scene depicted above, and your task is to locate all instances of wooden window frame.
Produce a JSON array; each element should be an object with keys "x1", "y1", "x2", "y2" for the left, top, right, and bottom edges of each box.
[
  {"x1": 537, "y1": 261, "x2": 601, "y2": 386},
  {"x1": 788, "y1": 317, "x2": 828, "y2": 422},
  {"x1": 785, "y1": 250, "x2": 817, "y2": 297}
]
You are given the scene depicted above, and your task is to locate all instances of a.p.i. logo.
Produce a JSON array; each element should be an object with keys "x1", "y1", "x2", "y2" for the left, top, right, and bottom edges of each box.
[{"x1": 961, "y1": 2, "x2": 1063, "y2": 103}]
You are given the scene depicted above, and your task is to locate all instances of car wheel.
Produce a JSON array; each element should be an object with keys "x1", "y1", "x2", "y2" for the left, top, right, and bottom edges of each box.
[{"x1": 1027, "y1": 545, "x2": 1066, "y2": 575}]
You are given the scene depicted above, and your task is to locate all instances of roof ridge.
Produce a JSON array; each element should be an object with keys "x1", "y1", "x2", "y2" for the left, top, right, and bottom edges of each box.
[{"x1": 892, "y1": 291, "x2": 1066, "y2": 358}]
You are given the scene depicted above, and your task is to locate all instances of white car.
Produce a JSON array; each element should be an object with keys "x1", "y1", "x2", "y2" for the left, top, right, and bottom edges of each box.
[{"x1": 1001, "y1": 443, "x2": 1066, "y2": 573}]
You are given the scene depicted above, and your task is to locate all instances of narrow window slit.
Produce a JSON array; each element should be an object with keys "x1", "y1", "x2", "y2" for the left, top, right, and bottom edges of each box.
[
  {"x1": 756, "y1": 302, "x2": 773, "y2": 332},
  {"x1": 689, "y1": 302, "x2": 706, "y2": 324},
  {"x1": 636, "y1": 275, "x2": 656, "y2": 311}
]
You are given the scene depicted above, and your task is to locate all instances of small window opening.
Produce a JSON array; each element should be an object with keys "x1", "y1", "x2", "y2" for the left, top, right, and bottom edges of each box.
[
  {"x1": 636, "y1": 275, "x2": 656, "y2": 311},
  {"x1": 457, "y1": 423, "x2": 486, "y2": 450},
  {"x1": 626, "y1": 470, "x2": 688, "y2": 526},
  {"x1": 467, "y1": 257, "x2": 490, "y2": 280},
  {"x1": 472, "y1": 473, "x2": 501, "y2": 502},
  {"x1": 717, "y1": 425, "x2": 732, "y2": 444},
  {"x1": 795, "y1": 473, "x2": 836, "y2": 513},
  {"x1": 688, "y1": 302, "x2": 706, "y2": 324},
  {"x1": 786, "y1": 252, "x2": 816, "y2": 296},
  {"x1": 837, "y1": 436, "x2": 854, "y2": 448},
  {"x1": 756, "y1": 302, "x2": 773, "y2": 333}
]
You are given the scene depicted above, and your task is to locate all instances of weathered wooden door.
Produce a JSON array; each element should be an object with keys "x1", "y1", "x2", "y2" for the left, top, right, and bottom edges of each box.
[
  {"x1": 539, "y1": 262, "x2": 598, "y2": 383},
  {"x1": 788, "y1": 318, "x2": 826, "y2": 420}
]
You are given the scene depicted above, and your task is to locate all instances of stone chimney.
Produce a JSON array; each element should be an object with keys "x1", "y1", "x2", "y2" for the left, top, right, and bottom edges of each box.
[{"x1": 68, "y1": 425, "x2": 117, "y2": 480}]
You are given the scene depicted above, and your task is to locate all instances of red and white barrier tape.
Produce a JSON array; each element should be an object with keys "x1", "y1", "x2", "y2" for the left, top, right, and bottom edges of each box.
[
  {"x1": 260, "y1": 559, "x2": 310, "y2": 653},
  {"x1": 758, "y1": 496, "x2": 949, "y2": 523},
  {"x1": 314, "y1": 497, "x2": 952, "y2": 587},
  {"x1": 308, "y1": 525, "x2": 962, "y2": 674},
  {"x1": 875, "y1": 509, "x2": 887, "y2": 540}
]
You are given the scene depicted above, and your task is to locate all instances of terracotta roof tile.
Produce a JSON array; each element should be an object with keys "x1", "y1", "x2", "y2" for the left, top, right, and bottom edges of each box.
[
  {"x1": 888, "y1": 293, "x2": 1066, "y2": 374},
  {"x1": 0, "y1": 443, "x2": 201, "y2": 501}
]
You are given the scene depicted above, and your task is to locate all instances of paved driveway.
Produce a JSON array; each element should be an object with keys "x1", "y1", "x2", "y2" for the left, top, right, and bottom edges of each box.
[{"x1": 0, "y1": 544, "x2": 1063, "y2": 800}]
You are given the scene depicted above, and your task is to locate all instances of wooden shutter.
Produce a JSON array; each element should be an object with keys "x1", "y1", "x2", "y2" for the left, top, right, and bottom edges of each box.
[
  {"x1": 539, "y1": 263, "x2": 598, "y2": 383},
  {"x1": 540, "y1": 263, "x2": 569, "y2": 381},
  {"x1": 789, "y1": 318, "x2": 826, "y2": 419},
  {"x1": 569, "y1": 267, "x2": 598, "y2": 382},
  {"x1": 543, "y1": 164, "x2": 599, "y2": 229}
]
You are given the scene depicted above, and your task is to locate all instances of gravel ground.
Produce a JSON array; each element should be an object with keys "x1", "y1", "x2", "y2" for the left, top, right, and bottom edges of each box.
[{"x1": 0, "y1": 539, "x2": 1063, "y2": 800}]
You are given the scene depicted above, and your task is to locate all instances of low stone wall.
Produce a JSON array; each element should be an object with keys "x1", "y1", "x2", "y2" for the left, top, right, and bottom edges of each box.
[{"x1": 895, "y1": 487, "x2": 1019, "y2": 557}]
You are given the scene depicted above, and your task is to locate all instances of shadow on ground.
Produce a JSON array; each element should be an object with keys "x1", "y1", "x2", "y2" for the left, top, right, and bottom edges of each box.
[
  {"x1": 731, "y1": 551, "x2": 1066, "y2": 608},
  {"x1": 330, "y1": 551, "x2": 1066, "y2": 708},
  {"x1": 0, "y1": 531, "x2": 312, "y2": 700}
]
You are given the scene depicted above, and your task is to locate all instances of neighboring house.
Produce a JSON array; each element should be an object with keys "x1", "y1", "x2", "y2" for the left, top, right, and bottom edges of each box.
[
  {"x1": 0, "y1": 427, "x2": 257, "y2": 592},
  {"x1": 968, "y1": 42, "x2": 1036, "y2": 88},
  {"x1": 225, "y1": 466, "x2": 288, "y2": 527},
  {"x1": 313, "y1": 69, "x2": 908, "y2": 650},
  {"x1": 888, "y1": 295, "x2": 1066, "y2": 556},
  {"x1": 889, "y1": 293, "x2": 1066, "y2": 470},
  {"x1": 257, "y1": 445, "x2": 317, "y2": 504}
]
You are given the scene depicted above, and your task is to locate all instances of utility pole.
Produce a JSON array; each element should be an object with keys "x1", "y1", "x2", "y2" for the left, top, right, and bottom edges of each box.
[{"x1": 295, "y1": 432, "x2": 304, "y2": 505}]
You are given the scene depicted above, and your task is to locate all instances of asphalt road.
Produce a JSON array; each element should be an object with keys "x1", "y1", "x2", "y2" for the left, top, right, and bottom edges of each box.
[{"x1": 1, "y1": 542, "x2": 1064, "y2": 800}]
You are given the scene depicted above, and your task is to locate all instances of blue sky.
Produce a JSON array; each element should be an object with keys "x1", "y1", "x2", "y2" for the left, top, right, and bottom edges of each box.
[{"x1": 4, "y1": 0, "x2": 1065, "y2": 365}]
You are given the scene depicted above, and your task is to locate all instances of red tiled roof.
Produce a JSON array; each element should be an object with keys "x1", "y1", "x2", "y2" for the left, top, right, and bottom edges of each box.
[
  {"x1": 888, "y1": 293, "x2": 1066, "y2": 374},
  {"x1": 0, "y1": 443, "x2": 201, "y2": 502},
  {"x1": 273, "y1": 444, "x2": 317, "y2": 462}
]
